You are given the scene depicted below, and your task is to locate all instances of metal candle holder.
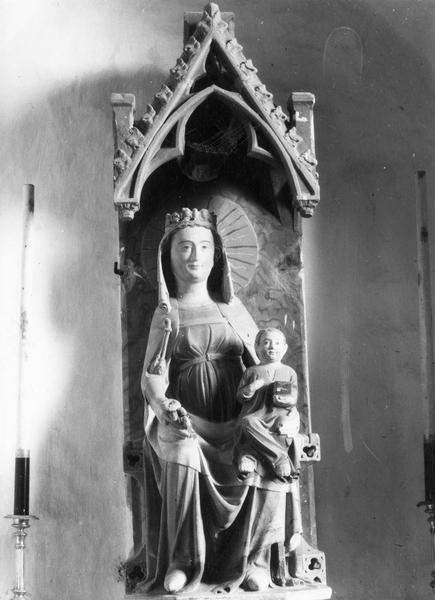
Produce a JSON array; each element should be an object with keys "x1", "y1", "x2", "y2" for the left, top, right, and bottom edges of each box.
[
  {"x1": 418, "y1": 434, "x2": 435, "y2": 593},
  {"x1": 4, "y1": 514, "x2": 38, "y2": 599},
  {"x1": 417, "y1": 501, "x2": 435, "y2": 593},
  {"x1": 416, "y1": 172, "x2": 435, "y2": 592}
]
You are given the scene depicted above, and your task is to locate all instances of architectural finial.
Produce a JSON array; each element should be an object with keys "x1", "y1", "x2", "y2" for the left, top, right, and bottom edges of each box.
[{"x1": 204, "y1": 2, "x2": 221, "y2": 21}]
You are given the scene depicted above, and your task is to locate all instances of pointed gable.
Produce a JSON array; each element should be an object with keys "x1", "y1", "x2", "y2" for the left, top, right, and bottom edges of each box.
[{"x1": 112, "y1": 2, "x2": 319, "y2": 220}]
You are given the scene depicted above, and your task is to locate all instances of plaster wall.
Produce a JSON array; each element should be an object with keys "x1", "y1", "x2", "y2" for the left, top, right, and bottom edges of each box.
[{"x1": 0, "y1": 1, "x2": 433, "y2": 599}]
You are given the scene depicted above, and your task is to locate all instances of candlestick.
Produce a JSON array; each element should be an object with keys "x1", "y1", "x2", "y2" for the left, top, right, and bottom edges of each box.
[
  {"x1": 5, "y1": 185, "x2": 36, "y2": 599},
  {"x1": 416, "y1": 171, "x2": 435, "y2": 436},
  {"x1": 4, "y1": 515, "x2": 38, "y2": 600},
  {"x1": 416, "y1": 170, "x2": 435, "y2": 593},
  {"x1": 13, "y1": 449, "x2": 30, "y2": 516},
  {"x1": 425, "y1": 436, "x2": 435, "y2": 505}
]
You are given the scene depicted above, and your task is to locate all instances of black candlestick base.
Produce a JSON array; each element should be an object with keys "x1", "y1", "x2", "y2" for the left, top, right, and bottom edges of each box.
[
  {"x1": 418, "y1": 435, "x2": 435, "y2": 593},
  {"x1": 418, "y1": 499, "x2": 435, "y2": 592}
]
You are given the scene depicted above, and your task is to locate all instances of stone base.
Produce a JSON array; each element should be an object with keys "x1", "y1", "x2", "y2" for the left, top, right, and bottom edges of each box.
[{"x1": 130, "y1": 583, "x2": 332, "y2": 600}]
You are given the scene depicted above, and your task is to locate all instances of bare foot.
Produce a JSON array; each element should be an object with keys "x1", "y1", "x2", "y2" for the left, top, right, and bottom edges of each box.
[
  {"x1": 288, "y1": 532, "x2": 302, "y2": 552},
  {"x1": 238, "y1": 455, "x2": 257, "y2": 476},
  {"x1": 164, "y1": 569, "x2": 187, "y2": 593},
  {"x1": 243, "y1": 569, "x2": 270, "y2": 591}
]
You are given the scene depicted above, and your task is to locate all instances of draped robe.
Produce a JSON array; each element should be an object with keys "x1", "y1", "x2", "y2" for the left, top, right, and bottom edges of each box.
[{"x1": 141, "y1": 298, "x2": 293, "y2": 592}]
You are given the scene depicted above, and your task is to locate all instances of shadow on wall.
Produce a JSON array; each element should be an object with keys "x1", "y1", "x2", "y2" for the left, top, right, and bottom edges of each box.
[
  {"x1": 299, "y1": 3, "x2": 435, "y2": 600},
  {"x1": 0, "y1": 67, "x2": 166, "y2": 600}
]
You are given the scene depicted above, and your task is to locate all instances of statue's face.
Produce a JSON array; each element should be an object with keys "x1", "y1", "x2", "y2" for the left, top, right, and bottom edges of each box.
[
  {"x1": 256, "y1": 330, "x2": 288, "y2": 364},
  {"x1": 170, "y1": 226, "x2": 215, "y2": 286}
]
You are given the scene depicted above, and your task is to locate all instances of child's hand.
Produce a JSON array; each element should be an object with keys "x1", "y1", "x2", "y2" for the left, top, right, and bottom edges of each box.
[
  {"x1": 240, "y1": 378, "x2": 265, "y2": 400},
  {"x1": 250, "y1": 378, "x2": 265, "y2": 392}
]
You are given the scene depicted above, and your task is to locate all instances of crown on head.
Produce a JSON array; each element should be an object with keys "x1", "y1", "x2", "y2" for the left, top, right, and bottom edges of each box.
[{"x1": 164, "y1": 207, "x2": 217, "y2": 234}]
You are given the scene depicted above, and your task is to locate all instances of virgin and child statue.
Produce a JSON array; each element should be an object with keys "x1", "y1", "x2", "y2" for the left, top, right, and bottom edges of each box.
[{"x1": 141, "y1": 207, "x2": 302, "y2": 594}]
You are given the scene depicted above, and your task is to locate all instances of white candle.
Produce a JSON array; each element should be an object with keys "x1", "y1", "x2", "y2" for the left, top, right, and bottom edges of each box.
[
  {"x1": 17, "y1": 184, "x2": 34, "y2": 450},
  {"x1": 416, "y1": 171, "x2": 435, "y2": 436}
]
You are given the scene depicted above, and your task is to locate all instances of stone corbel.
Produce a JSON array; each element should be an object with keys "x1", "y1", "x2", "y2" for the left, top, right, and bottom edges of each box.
[{"x1": 117, "y1": 201, "x2": 140, "y2": 221}]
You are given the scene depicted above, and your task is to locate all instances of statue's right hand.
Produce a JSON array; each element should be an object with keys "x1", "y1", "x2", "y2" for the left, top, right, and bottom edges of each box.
[
  {"x1": 240, "y1": 377, "x2": 265, "y2": 401},
  {"x1": 246, "y1": 378, "x2": 265, "y2": 396},
  {"x1": 163, "y1": 398, "x2": 182, "y2": 422},
  {"x1": 252, "y1": 377, "x2": 265, "y2": 391}
]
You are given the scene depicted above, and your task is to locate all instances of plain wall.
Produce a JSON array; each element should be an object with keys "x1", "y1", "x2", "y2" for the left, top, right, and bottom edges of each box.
[{"x1": 0, "y1": 1, "x2": 434, "y2": 599}]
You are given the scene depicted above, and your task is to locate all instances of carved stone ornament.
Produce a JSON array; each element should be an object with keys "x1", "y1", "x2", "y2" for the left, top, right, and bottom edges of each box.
[
  {"x1": 111, "y1": 2, "x2": 320, "y2": 221},
  {"x1": 113, "y1": 4, "x2": 329, "y2": 599}
]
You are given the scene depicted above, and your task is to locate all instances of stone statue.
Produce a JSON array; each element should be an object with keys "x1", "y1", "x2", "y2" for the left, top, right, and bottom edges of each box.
[
  {"x1": 141, "y1": 207, "x2": 302, "y2": 594},
  {"x1": 234, "y1": 327, "x2": 301, "y2": 481}
]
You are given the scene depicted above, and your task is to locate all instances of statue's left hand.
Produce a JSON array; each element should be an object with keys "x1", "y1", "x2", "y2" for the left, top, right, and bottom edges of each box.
[
  {"x1": 143, "y1": 373, "x2": 195, "y2": 435},
  {"x1": 165, "y1": 399, "x2": 195, "y2": 435},
  {"x1": 273, "y1": 383, "x2": 297, "y2": 408}
]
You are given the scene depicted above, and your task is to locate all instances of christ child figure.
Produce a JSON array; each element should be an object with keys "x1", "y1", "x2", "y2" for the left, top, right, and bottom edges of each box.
[{"x1": 235, "y1": 327, "x2": 301, "y2": 480}]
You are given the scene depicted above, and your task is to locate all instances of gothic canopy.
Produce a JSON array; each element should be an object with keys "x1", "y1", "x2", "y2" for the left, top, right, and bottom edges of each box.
[{"x1": 112, "y1": 2, "x2": 319, "y2": 221}]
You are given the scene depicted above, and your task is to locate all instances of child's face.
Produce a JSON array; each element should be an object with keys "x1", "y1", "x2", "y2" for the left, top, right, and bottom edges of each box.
[{"x1": 256, "y1": 331, "x2": 288, "y2": 364}]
